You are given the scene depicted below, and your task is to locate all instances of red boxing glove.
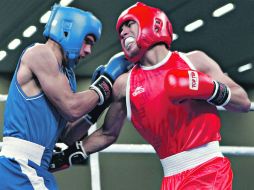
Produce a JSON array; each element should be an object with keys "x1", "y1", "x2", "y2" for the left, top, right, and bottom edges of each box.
[{"x1": 164, "y1": 69, "x2": 231, "y2": 106}]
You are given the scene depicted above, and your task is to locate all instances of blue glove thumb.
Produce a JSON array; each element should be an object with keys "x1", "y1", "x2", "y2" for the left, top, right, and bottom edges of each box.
[
  {"x1": 103, "y1": 52, "x2": 133, "y2": 81},
  {"x1": 91, "y1": 65, "x2": 105, "y2": 84}
]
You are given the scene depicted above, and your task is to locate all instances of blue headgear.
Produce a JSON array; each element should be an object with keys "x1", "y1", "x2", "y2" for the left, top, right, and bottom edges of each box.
[{"x1": 43, "y1": 4, "x2": 102, "y2": 68}]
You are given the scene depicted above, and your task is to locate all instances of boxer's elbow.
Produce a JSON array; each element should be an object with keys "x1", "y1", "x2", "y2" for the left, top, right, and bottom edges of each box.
[
  {"x1": 64, "y1": 98, "x2": 92, "y2": 121},
  {"x1": 237, "y1": 91, "x2": 252, "y2": 112},
  {"x1": 225, "y1": 97, "x2": 251, "y2": 113},
  {"x1": 241, "y1": 99, "x2": 251, "y2": 112},
  {"x1": 62, "y1": 107, "x2": 80, "y2": 122}
]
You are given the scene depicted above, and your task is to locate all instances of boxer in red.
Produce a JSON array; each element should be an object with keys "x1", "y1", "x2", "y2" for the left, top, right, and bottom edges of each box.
[{"x1": 50, "y1": 2, "x2": 251, "y2": 189}]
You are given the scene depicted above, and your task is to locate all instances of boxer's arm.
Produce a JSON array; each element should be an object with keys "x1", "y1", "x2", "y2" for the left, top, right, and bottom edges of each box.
[
  {"x1": 187, "y1": 50, "x2": 251, "y2": 112},
  {"x1": 79, "y1": 74, "x2": 128, "y2": 155},
  {"x1": 60, "y1": 118, "x2": 91, "y2": 146},
  {"x1": 60, "y1": 53, "x2": 131, "y2": 144},
  {"x1": 82, "y1": 99, "x2": 126, "y2": 155},
  {"x1": 49, "y1": 74, "x2": 128, "y2": 172},
  {"x1": 60, "y1": 102, "x2": 110, "y2": 145},
  {"x1": 75, "y1": 98, "x2": 126, "y2": 152},
  {"x1": 25, "y1": 46, "x2": 99, "y2": 122},
  {"x1": 49, "y1": 99, "x2": 126, "y2": 172}
]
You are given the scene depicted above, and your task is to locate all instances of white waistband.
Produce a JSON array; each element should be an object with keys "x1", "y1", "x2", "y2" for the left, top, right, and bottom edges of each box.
[
  {"x1": 160, "y1": 141, "x2": 223, "y2": 177},
  {"x1": 0, "y1": 137, "x2": 45, "y2": 166}
]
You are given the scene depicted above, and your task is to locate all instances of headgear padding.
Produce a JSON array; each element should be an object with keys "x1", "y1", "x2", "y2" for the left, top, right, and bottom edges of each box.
[
  {"x1": 43, "y1": 4, "x2": 102, "y2": 68},
  {"x1": 116, "y1": 2, "x2": 173, "y2": 63}
]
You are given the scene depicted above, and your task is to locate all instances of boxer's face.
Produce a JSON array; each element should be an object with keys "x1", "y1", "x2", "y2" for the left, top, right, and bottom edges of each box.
[
  {"x1": 119, "y1": 20, "x2": 139, "y2": 59},
  {"x1": 79, "y1": 35, "x2": 95, "y2": 60}
]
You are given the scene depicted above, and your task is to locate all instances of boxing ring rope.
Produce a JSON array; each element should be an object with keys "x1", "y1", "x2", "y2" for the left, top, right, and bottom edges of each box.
[
  {"x1": 0, "y1": 94, "x2": 8, "y2": 102},
  {"x1": 101, "y1": 144, "x2": 254, "y2": 156},
  {"x1": 1, "y1": 94, "x2": 254, "y2": 190}
]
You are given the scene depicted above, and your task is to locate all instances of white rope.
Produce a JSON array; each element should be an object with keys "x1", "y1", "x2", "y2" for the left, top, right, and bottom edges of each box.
[
  {"x1": 100, "y1": 144, "x2": 254, "y2": 156},
  {"x1": 0, "y1": 94, "x2": 8, "y2": 102},
  {"x1": 217, "y1": 102, "x2": 254, "y2": 111},
  {"x1": 0, "y1": 142, "x2": 254, "y2": 156},
  {"x1": 221, "y1": 146, "x2": 254, "y2": 156},
  {"x1": 0, "y1": 142, "x2": 253, "y2": 157},
  {"x1": 101, "y1": 144, "x2": 155, "y2": 154},
  {"x1": 1, "y1": 142, "x2": 254, "y2": 156}
]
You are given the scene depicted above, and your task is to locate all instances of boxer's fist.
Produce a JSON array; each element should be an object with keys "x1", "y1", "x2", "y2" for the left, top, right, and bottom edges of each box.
[
  {"x1": 90, "y1": 52, "x2": 133, "y2": 105},
  {"x1": 102, "y1": 52, "x2": 133, "y2": 82},
  {"x1": 165, "y1": 69, "x2": 231, "y2": 106},
  {"x1": 49, "y1": 141, "x2": 87, "y2": 172}
]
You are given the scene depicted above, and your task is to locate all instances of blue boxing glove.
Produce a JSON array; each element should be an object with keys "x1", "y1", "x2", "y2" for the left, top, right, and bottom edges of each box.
[
  {"x1": 91, "y1": 65, "x2": 105, "y2": 84},
  {"x1": 90, "y1": 52, "x2": 133, "y2": 105},
  {"x1": 102, "y1": 52, "x2": 133, "y2": 81}
]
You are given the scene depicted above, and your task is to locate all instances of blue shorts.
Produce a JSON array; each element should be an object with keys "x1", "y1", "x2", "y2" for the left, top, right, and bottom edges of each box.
[
  {"x1": 0, "y1": 156, "x2": 58, "y2": 190},
  {"x1": 0, "y1": 137, "x2": 58, "y2": 190}
]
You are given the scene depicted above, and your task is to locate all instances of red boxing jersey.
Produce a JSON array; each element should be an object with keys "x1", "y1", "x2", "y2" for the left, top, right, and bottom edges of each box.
[{"x1": 126, "y1": 51, "x2": 221, "y2": 159}]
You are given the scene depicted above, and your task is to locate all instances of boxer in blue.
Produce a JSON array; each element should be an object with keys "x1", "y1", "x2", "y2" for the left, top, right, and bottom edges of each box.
[{"x1": 0, "y1": 4, "x2": 130, "y2": 189}]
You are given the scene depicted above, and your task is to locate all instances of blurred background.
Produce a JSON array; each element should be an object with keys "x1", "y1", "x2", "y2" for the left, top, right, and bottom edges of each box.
[{"x1": 0, "y1": 0, "x2": 254, "y2": 189}]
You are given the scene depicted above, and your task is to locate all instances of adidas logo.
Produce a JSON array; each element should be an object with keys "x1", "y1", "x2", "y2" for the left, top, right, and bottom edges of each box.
[{"x1": 132, "y1": 86, "x2": 145, "y2": 96}]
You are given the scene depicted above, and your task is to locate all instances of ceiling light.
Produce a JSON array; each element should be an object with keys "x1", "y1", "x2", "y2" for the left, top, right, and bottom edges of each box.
[
  {"x1": 60, "y1": 0, "x2": 74, "y2": 6},
  {"x1": 0, "y1": 50, "x2": 7, "y2": 61},
  {"x1": 40, "y1": 11, "x2": 51, "y2": 24},
  {"x1": 184, "y1": 19, "x2": 204, "y2": 32},
  {"x1": 237, "y1": 63, "x2": 253, "y2": 73},
  {"x1": 23, "y1": 26, "x2": 37, "y2": 38},
  {"x1": 173, "y1": 33, "x2": 178, "y2": 41},
  {"x1": 40, "y1": 0, "x2": 74, "y2": 24},
  {"x1": 8, "y1": 39, "x2": 21, "y2": 50},
  {"x1": 212, "y1": 3, "x2": 235, "y2": 18}
]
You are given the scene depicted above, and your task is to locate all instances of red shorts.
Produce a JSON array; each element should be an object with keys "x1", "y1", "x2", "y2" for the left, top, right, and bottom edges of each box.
[{"x1": 160, "y1": 157, "x2": 233, "y2": 190}]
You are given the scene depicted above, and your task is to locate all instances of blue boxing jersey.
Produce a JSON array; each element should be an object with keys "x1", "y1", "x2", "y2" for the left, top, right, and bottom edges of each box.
[{"x1": 3, "y1": 44, "x2": 77, "y2": 169}]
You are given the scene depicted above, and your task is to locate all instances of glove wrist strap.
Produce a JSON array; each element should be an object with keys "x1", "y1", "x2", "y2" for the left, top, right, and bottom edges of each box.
[
  {"x1": 68, "y1": 141, "x2": 88, "y2": 166},
  {"x1": 89, "y1": 75, "x2": 112, "y2": 105},
  {"x1": 207, "y1": 81, "x2": 231, "y2": 106}
]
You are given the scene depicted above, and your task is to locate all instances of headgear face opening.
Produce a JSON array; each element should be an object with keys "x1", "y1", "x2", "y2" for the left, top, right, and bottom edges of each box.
[
  {"x1": 43, "y1": 4, "x2": 102, "y2": 68},
  {"x1": 116, "y1": 2, "x2": 173, "y2": 63}
]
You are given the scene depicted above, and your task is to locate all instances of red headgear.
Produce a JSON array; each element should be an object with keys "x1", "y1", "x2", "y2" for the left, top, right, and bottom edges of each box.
[{"x1": 116, "y1": 2, "x2": 173, "y2": 63}]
